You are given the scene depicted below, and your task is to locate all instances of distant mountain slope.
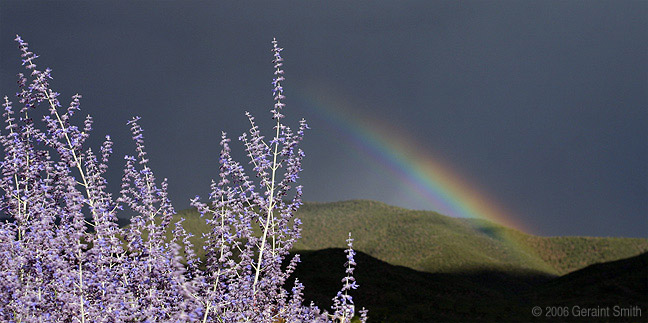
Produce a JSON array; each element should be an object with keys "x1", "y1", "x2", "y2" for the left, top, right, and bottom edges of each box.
[
  {"x1": 289, "y1": 249, "x2": 647, "y2": 322},
  {"x1": 156, "y1": 200, "x2": 647, "y2": 276}
]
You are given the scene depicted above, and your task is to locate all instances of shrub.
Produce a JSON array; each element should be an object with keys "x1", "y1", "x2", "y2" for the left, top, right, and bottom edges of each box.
[{"x1": 0, "y1": 36, "x2": 367, "y2": 323}]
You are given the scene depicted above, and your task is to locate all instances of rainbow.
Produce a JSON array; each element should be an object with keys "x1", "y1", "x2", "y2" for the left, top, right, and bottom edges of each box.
[{"x1": 293, "y1": 82, "x2": 531, "y2": 234}]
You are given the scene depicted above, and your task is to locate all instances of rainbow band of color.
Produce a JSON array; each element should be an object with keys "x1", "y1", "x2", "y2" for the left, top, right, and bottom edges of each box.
[{"x1": 295, "y1": 83, "x2": 529, "y2": 234}]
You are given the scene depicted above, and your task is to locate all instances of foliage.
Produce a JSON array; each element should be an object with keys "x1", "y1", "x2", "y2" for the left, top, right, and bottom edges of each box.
[{"x1": 0, "y1": 36, "x2": 366, "y2": 322}]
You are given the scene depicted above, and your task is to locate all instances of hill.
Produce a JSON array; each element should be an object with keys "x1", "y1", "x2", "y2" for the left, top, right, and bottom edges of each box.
[
  {"x1": 529, "y1": 251, "x2": 648, "y2": 311},
  {"x1": 288, "y1": 249, "x2": 647, "y2": 322},
  {"x1": 288, "y1": 247, "x2": 548, "y2": 322},
  {"x1": 160, "y1": 200, "x2": 648, "y2": 276}
]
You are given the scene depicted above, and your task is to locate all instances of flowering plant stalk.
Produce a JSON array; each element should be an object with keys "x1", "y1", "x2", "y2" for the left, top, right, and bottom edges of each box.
[{"x1": 0, "y1": 36, "x2": 367, "y2": 323}]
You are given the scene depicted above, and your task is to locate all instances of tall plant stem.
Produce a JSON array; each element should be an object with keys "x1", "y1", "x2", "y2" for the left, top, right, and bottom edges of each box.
[{"x1": 252, "y1": 116, "x2": 281, "y2": 295}]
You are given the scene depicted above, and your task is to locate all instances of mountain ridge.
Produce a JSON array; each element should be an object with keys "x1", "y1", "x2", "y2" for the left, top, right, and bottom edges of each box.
[{"x1": 163, "y1": 199, "x2": 647, "y2": 276}]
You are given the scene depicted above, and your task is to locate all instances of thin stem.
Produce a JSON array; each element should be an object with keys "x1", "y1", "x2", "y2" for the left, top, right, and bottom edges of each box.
[{"x1": 252, "y1": 115, "x2": 281, "y2": 295}]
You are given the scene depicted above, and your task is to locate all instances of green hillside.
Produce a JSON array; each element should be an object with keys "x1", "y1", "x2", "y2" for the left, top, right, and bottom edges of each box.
[{"x1": 150, "y1": 200, "x2": 647, "y2": 276}]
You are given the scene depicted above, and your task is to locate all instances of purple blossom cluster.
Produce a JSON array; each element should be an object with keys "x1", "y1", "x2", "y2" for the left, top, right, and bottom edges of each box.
[{"x1": 0, "y1": 36, "x2": 367, "y2": 323}]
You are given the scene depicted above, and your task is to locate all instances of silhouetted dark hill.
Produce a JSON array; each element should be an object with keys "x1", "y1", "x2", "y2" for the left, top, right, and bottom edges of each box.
[
  {"x1": 288, "y1": 248, "x2": 547, "y2": 322},
  {"x1": 525, "y1": 252, "x2": 647, "y2": 322},
  {"x1": 289, "y1": 249, "x2": 647, "y2": 322}
]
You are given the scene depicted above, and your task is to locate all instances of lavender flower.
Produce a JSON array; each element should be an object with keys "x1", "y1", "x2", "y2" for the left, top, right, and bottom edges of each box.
[{"x1": 0, "y1": 35, "x2": 366, "y2": 323}]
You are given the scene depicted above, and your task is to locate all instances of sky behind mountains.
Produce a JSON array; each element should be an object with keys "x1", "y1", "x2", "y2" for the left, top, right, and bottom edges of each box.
[{"x1": 1, "y1": 1, "x2": 646, "y2": 237}]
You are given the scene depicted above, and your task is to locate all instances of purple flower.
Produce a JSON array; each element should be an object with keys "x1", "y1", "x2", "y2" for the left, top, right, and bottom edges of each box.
[{"x1": 0, "y1": 36, "x2": 366, "y2": 323}]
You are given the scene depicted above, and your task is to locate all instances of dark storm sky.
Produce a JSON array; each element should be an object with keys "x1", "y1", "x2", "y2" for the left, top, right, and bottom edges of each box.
[{"x1": 1, "y1": 1, "x2": 646, "y2": 237}]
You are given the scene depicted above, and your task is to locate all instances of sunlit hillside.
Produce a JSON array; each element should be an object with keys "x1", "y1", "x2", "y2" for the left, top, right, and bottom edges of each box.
[{"x1": 144, "y1": 200, "x2": 648, "y2": 276}]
